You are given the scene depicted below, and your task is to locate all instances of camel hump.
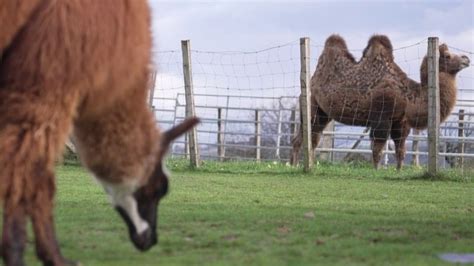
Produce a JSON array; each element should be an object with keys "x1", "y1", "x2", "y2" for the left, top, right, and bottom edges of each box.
[
  {"x1": 322, "y1": 34, "x2": 356, "y2": 63},
  {"x1": 362, "y1": 34, "x2": 394, "y2": 61},
  {"x1": 367, "y1": 35, "x2": 393, "y2": 51},
  {"x1": 324, "y1": 34, "x2": 349, "y2": 50}
]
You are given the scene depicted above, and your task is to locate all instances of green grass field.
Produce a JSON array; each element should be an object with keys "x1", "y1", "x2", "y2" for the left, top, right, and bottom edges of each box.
[{"x1": 15, "y1": 160, "x2": 474, "y2": 265}]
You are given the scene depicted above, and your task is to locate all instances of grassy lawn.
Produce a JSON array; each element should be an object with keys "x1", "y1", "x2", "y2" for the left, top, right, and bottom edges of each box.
[{"x1": 15, "y1": 160, "x2": 474, "y2": 265}]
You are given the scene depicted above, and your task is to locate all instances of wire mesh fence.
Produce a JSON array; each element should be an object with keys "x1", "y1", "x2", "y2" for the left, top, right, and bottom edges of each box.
[{"x1": 150, "y1": 37, "x2": 474, "y2": 171}]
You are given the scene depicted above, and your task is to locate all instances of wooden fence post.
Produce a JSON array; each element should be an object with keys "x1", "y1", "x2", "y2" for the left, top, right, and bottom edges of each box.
[
  {"x1": 181, "y1": 40, "x2": 200, "y2": 167},
  {"x1": 458, "y1": 109, "x2": 465, "y2": 168},
  {"x1": 411, "y1": 129, "x2": 420, "y2": 167},
  {"x1": 217, "y1": 108, "x2": 225, "y2": 162},
  {"x1": 299, "y1": 37, "x2": 313, "y2": 171},
  {"x1": 255, "y1": 110, "x2": 261, "y2": 162},
  {"x1": 427, "y1": 37, "x2": 440, "y2": 175}
]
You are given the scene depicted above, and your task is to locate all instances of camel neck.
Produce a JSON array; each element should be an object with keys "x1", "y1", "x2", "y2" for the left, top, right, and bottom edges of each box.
[{"x1": 406, "y1": 72, "x2": 457, "y2": 129}]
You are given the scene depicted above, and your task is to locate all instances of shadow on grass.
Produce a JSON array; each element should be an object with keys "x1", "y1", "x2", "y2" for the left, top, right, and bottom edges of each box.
[{"x1": 382, "y1": 169, "x2": 472, "y2": 183}]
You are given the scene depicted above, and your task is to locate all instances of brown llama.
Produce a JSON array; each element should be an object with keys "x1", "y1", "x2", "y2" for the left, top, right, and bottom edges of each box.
[
  {"x1": 291, "y1": 34, "x2": 470, "y2": 170},
  {"x1": 1, "y1": 1, "x2": 199, "y2": 265}
]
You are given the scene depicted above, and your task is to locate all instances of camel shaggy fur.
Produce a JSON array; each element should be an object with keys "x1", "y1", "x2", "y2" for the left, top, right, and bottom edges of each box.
[
  {"x1": 291, "y1": 34, "x2": 470, "y2": 169},
  {"x1": 1, "y1": 1, "x2": 198, "y2": 265}
]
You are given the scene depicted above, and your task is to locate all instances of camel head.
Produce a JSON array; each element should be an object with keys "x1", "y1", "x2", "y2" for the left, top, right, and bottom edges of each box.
[
  {"x1": 113, "y1": 117, "x2": 200, "y2": 251},
  {"x1": 439, "y1": 44, "x2": 470, "y2": 75},
  {"x1": 420, "y1": 43, "x2": 470, "y2": 83}
]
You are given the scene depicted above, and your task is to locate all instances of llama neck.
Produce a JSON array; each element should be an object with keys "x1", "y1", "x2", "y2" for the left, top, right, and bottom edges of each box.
[
  {"x1": 439, "y1": 74, "x2": 457, "y2": 121},
  {"x1": 406, "y1": 73, "x2": 457, "y2": 129},
  {"x1": 74, "y1": 103, "x2": 159, "y2": 185}
]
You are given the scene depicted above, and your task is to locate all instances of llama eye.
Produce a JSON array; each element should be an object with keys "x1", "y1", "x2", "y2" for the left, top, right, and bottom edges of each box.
[{"x1": 445, "y1": 55, "x2": 451, "y2": 59}]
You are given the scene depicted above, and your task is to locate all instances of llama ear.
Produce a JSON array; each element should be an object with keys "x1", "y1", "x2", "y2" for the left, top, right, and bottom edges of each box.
[{"x1": 161, "y1": 117, "x2": 200, "y2": 150}]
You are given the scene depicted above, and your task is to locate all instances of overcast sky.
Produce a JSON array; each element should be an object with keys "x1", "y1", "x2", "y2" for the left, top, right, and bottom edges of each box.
[
  {"x1": 148, "y1": 0, "x2": 473, "y2": 143},
  {"x1": 149, "y1": 0, "x2": 473, "y2": 52},
  {"x1": 148, "y1": 0, "x2": 473, "y2": 91}
]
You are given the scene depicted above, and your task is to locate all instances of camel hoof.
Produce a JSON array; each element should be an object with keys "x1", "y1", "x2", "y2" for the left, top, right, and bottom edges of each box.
[{"x1": 397, "y1": 163, "x2": 403, "y2": 171}]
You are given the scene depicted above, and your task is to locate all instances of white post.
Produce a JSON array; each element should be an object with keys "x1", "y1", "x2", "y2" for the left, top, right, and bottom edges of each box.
[
  {"x1": 171, "y1": 98, "x2": 179, "y2": 158},
  {"x1": 148, "y1": 70, "x2": 157, "y2": 110},
  {"x1": 411, "y1": 129, "x2": 420, "y2": 167},
  {"x1": 275, "y1": 100, "x2": 283, "y2": 160},
  {"x1": 223, "y1": 95, "x2": 230, "y2": 159},
  {"x1": 255, "y1": 110, "x2": 261, "y2": 162},
  {"x1": 320, "y1": 121, "x2": 335, "y2": 161},
  {"x1": 217, "y1": 108, "x2": 225, "y2": 162},
  {"x1": 458, "y1": 110, "x2": 465, "y2": 168}
]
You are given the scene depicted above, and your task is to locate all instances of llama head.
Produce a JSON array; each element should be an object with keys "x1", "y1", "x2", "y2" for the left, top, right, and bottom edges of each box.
[
  {"x1": 113, "y1": 117, "x2": 200, "y2": 251},
  {"x1": 439, "y1": 44, "x2": 470, "y2": 75}
]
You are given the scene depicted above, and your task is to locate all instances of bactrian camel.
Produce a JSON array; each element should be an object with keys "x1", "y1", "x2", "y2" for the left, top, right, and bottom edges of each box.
[{"x1": 291, "y1": 34, "x2": 470, "y2": 169}]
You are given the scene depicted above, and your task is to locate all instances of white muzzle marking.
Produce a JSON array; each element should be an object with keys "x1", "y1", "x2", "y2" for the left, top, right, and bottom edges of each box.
[
  {"x1": 99, "y1": 179, "x2": 150, "y2": 235},
  {"x1": 114, "y1": 194, "x2": 150, "y2": 235}
]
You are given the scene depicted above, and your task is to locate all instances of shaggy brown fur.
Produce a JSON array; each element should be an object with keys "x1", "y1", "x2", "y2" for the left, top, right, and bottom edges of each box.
[
  {"x1": 0, "y1": 1, "x2": 198, "y2": 265},
  {"x1": 0, "y1": 1, "x2": 42, "y2": 52},
  {"x1": 291, "y1": 34, "x2": 470, "y2": 170}
]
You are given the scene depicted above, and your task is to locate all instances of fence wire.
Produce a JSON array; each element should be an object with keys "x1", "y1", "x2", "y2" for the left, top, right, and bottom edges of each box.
[{"x1": 151, "y1": 38, "x2": 474, "y2": 170}]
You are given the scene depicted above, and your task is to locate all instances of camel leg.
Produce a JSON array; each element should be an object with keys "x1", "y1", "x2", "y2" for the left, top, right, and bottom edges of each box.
[
  {"x1": 290, "y1": 130, "x2": 302, "y2": 165},
  {"x1": 370, "y1": 125, "x2": 390, "y2": 169},
  {"x1": 1, "y1": 201, "x2": 27, "y2": 266},
  {"x1": 391, "y1": 121, "x2": 411, "y2": 171},
  {"x1": 291, "y1": 103, "x2": 330, "y2": 165}
]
